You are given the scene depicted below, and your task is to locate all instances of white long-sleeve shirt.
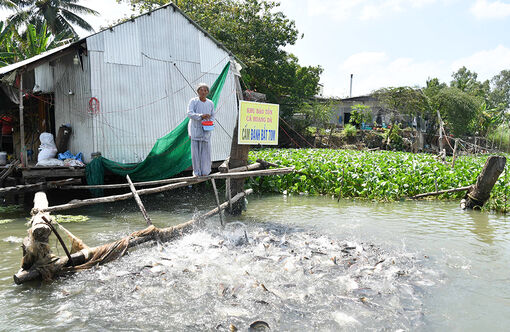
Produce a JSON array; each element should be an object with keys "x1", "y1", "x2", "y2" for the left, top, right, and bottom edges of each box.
[{"x1": 187, "y1": 97, "x2": 215, "y2": 141}]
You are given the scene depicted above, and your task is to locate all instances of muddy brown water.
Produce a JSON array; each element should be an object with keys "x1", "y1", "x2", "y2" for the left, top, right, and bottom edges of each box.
[{"x1": 1, "y1": 191, "x2": 509, "y2": 331}]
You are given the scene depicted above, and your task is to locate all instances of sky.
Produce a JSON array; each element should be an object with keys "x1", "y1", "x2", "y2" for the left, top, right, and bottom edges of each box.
[{"x1": 3, "y1": 0, "x2": 510, "y2": 98}]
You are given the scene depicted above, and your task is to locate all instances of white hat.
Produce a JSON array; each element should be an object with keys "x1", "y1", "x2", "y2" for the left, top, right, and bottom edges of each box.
[{"x1": 196, "y1": 83, "x2": 209, "y2": 92}]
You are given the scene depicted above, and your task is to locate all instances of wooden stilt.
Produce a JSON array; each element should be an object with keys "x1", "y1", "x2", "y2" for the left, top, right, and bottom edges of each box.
[
  {"x1": 219, "y1": 159, "x2": 233, "y2": 213},
  {"x1": 210, "y1": 178, "x2": 224, "y2": 226},
  {"x1": 451, "y1": 139, "x2": 459, "y2": 168},
  {"x1": 126, "y1": 175, "x2": 152, "y2": 226}
]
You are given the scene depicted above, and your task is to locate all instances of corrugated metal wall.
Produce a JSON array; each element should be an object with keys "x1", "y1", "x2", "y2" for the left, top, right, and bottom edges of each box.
[
  {"x1": 53, "y1": 53, "x2": 94, "y2": 162},
  {"x1": 86, "y1": 6, "x2": 237, "y2": 163}
]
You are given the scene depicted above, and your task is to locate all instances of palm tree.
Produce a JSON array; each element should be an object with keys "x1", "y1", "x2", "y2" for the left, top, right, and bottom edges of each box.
[
  {"x1": 5, "y1": 0, "x2": 99, "y2": 37},
  {"x1": 0, "y1": 21, "x2": 71, "y2": 66}
]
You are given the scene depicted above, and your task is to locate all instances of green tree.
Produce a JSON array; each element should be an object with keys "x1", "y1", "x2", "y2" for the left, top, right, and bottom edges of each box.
[
  {"x1": 300, "y1": 100, "x2": 335, "y2": 147},
  {"x1": 490, "y1": 69, "x2": 510, "y2": 111},
  {"x1": 373, "y1": 86, "x2": 431, "y2": 120},
  {"x1": 450, "y1": 66, "x2": 490, "y2": 101},
  {"x1": 4, "y1": 0, "x2": 99, "y2": 36},
  {"x1": 431, "y1": 87, "x2": 481, "y2": 136},
  {"x1": 349, "y1": 103, "x2": 372, "y2": 127},
  {"x1": 423, "y1": 77, "x2": 447, "y2": 99},
  {"x1": 0, "y1": 22, "x2": 69, "y2": 66},
  {"x1": 118, "y1": 0, "x2": 323, "y2": 119}
]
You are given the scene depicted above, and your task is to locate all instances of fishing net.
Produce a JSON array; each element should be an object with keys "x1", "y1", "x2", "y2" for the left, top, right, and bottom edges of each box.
[{"x1": 86, "y1": 62, "x2": 231, "y2": 193}]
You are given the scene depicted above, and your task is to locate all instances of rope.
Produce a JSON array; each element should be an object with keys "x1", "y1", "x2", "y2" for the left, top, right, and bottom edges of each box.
[
  {"x1": 279, "y1": 123, "x2": 301, "y2": 148},
  {"x1": 278, "y1": 116, "x2": 314, "y2": 148}
]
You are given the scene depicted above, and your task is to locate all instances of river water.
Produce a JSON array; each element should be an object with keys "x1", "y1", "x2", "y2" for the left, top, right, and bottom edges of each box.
[{"x1": 1, "y1": 190, "x2": 509, "y2": 331}]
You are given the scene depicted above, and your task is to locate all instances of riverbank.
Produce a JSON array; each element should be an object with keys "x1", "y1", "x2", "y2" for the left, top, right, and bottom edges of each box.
[{"x1": 249, "y1": 149, "x2": 509, "y2": 213}]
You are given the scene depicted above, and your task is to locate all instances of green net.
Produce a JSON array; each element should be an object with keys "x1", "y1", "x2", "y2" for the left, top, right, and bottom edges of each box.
[{"x1": 86, "y1": 62, "x2": 231, "y2": 193}]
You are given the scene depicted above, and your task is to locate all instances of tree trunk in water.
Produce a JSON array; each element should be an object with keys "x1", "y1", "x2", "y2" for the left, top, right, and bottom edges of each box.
[{"x1": 461, "y1": 155, "x2": 506, "y2": 210}]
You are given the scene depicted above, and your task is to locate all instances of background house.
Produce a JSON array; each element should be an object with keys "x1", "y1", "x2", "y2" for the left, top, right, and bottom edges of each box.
[{"x1": 0, "y1": 3, "x2": 241, "y2": 165}]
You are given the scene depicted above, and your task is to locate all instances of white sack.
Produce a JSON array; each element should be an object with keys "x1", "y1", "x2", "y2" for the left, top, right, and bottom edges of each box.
[{"x1": 38, "y1": 132, "x2": 58, "y2": 162}]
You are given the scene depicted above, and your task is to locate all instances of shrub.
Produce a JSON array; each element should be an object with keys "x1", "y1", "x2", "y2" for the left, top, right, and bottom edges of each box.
[{"x1": 343, "y1": 124, "x2": 357, "y2": 137}]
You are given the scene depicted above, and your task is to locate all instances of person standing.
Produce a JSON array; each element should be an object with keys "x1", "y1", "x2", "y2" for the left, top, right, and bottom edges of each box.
[{"x1": 187, "y1": 83, "x2": 215, "y2": 176}]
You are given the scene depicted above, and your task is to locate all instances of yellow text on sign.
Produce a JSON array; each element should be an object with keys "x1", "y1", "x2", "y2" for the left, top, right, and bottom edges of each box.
[{"x1": 238, "y1": 101, "x2": 279, "y2": 145}]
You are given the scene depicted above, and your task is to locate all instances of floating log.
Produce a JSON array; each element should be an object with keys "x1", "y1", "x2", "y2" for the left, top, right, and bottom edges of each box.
[
  {"x1": 461, "y1": 155, "x2": 506, "y2": 210},
  {"x1": 410, "y1": 186, "x2": 472, "y2": 199},
  {"x1": 14, "y1": 189, "x2": 253, "y2": 284}
]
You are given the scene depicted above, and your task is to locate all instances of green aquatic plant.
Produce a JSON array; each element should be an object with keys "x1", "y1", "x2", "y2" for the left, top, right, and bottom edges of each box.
[
  {"x1": 53, "y1": 215, "x2": 90, "y2": 223},
  {"x1": 0, "y1": 205, "x2": 23, "y2": 214},
  {"x1": 249, "y1": 149, "x2": 510, "y2": 213}
]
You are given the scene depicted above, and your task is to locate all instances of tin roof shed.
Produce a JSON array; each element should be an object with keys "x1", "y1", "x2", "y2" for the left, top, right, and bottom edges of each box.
[{"x1": 0, "y1": 3, "x2": 242, "y2": 164}]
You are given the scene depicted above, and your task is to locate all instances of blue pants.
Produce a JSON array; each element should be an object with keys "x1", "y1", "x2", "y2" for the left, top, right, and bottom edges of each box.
[{"x1": 191, "y1": 140, "x2": 211, "y2": 176}]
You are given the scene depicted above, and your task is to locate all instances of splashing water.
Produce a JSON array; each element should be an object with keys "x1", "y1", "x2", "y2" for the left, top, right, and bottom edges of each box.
[{"x1": 9, "y1": 221, "x2": 436, "y2": 331}]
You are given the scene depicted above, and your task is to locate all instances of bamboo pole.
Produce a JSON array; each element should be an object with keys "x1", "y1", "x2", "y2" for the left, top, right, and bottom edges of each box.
[
  {"x1": 14, "y1": 189, "x2": 253, "y2": 284},
  {"x1": 42, "y1": 167, "x2": 294, "y2": 213},
  {"x1": 62, "y1": 163, "x2": 266, "y2": 190},
  {"x1": 0, "y1": 160, "x2": 20, "y2": 184},
  {"x1": 41, "y1": 216, "x2": 74, "y2": 266},
  {"x1": 410, "y1": 186, "x2": 471, "y2": 199},
  {"x1": 19, "y1": 73, "x2": 27, "y2": 167},
  {"x1": 451, "y1": 139, "x2": 458, "y2": 168},
  {"x1": 0, "y1": 178, "x2": 80, "y2": 196},
  {"x1": 126, "y1": 175, "x2": 152, "y2": 226},
  {"x1": 210, "y1": 179, "x2": 224, "y2": 226}
]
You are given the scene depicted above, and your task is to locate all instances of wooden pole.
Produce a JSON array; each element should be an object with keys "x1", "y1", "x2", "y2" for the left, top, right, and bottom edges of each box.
[
  {"x1": 0, "y1": 178, "x2": 80, "y2": 196},
  {"x1": 461, "y1": 155, "x2": 506, "y2": 210},
  {"x1": 62, "y1": 162, "x2": 265, "y2": 190},
  {"x1": 42, "y1": 168, "x2": 294, "y2": 213},
  {"x1": 227, "y1": 74, "x2": 251, "y2": 215},
  {"x1": 18, "y1": 74, "x2": 27, "y2": 167},
  {"x1": 219, "y1": 158, "x2": 233, "y2": 212},
  {"x1": 126, "y1": 175, "x2": 152, "y2": 226},
  {"x1": 410, "y1": 186, "x2": 471, "y2": 199},
  {"x1": 210, "y1": 179, "x2": 224, "y2": 226},
  {"x1": 436, "y1": 109, "x2": 444, "y2": 152},
  {"x1": 451, "y1": 139, "x2": 459, "y2": 168},
  {"x1": 41, "y1": 216, "x2": 74, "y2": 266}
]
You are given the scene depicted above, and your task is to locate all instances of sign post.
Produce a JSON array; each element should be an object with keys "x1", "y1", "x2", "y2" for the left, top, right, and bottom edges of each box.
[{"x1": 238, "y1": 100, "x2": 279, "y2": 145}]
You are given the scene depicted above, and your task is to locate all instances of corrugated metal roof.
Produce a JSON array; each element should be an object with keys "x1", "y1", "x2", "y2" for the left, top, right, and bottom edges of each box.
[
  {"x1": 0, "y1": 41, "x2": 81, "y2": 75},
  {"x1": 0, "y1": 2, "x2": 242, "y2": 77}
]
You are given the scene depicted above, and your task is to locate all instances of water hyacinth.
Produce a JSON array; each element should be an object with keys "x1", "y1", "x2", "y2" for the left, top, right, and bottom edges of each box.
[{"x1": 249, "y1": 149, "x2": 509, "y2": 213}]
